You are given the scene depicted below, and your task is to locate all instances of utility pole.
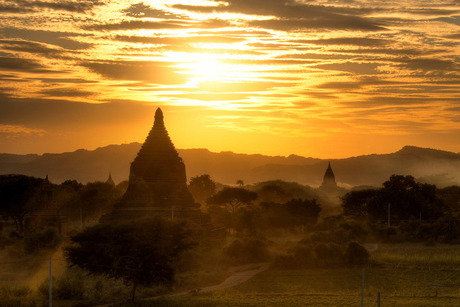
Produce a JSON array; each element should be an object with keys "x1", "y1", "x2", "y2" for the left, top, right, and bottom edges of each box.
[
  {"x1": 387, "y1": 203, "x2": 391, "y2": 227},
  {"x1": 361, "y1": 268, "x2": 365, "y2": 307},
  {"x1": 49, "y1": 257, "x2": 52, "y2": 307},
  {"x1": 80, "y1": 207, "x2": 83, "y2": 229}
]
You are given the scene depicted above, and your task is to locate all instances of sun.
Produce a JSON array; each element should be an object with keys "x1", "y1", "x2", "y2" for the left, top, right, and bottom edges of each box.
[{"x1": 189, "y1": 55, "x2": 225, "y2": 82}]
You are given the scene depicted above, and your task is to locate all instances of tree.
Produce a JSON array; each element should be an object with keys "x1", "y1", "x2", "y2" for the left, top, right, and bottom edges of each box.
[
  {"x1": 257, "y1": 183, "x2": 292, "y2": 203},
  {"x1": 341, "y1": 189, "x2": 378, "y2": 218},
  {"x1": 206, "y1": 187, "x2": 257, "y2": 214},
  {"x1": 375, "y1": 175, "x2": 446, "y2": 221},
  {"x1": 260, "y1": 198, "x2": 321, "y2": 229},
  {"x1": 0, "y1": 175, "x2": 48, "y2": 234},
  {"x1": 437, "y1": 185, "x2": 460, "y2": 215},
  {"x1": 342, "y1": 175, "x2": 447, "y2": 223},
  {"x1": 65, "y1": 217, "x2": 196, "y2": 301},
  {"x1": 188, "y1": 174, "x2": 216, "y2": 203},
  {"x1": 58, "y1": 181, "x2": 122, "y2": 227}
]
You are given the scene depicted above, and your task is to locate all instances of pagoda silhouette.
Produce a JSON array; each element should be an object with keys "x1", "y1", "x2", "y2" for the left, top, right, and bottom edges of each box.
[
  {"x1": 108, "y1": 108, "x2": 200, "y2": 222},
  {"x1": 320, "y1": 161, "x2": 338, "y2": 191}
]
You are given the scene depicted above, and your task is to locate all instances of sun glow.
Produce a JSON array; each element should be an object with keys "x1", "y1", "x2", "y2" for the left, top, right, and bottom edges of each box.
[{"x1": 190, "y1": 56, "x2": 225, "y2": 81}]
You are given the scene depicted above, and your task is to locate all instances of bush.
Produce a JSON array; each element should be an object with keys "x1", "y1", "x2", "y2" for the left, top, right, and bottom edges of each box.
[
  {"x1": 344, "y1": 241, "x2": 369, "y2": 267},
  {"x1": 0, "y1": 233, "x2": 15, "y2": 249},
  {"x1": 55, "y1": 269, "x2": 85, "y2": 300},
  {"x1": 0, "y1": 285, "x2": 37, "y2": 307},
  {"x1": 313, "y1": 242, "x2": 343, "y2": 267},
  {"x1": 24, "y1": 228, "x2": 61, "y2": 253},
  {"x1": 223, "y1": 237, "x2": 270, "y2": 264}
]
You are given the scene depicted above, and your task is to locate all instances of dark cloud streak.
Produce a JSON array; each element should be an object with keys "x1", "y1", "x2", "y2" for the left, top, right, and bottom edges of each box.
[
  {"x1": 122, "y1": 2, "x2": 185, "y2": 19},
  {"x1": 175, "y1": 0, "x2": 386, "y2": 31},
  {"x1": 0, "y1": 28, "x2": 92, "y2": 50},
  {"x1": 82, "y1": 60, "x2": 187, "y2": 85},
  {"x1": 0, "y1": 0, "x2": 106, "y2": 13}
]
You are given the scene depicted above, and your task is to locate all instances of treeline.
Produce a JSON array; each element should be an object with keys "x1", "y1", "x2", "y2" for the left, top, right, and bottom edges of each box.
[
  {"x1": 0, "y1": 174, "x2": 126, "y2": 252},
  {"x1": 341, "y1": 175, "x2": 460, "y2": 244}
]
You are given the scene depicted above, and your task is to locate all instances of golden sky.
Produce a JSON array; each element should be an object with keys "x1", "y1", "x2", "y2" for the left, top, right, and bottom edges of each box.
[{"x1": 0, "y1": 0, "x2": 459, "y2": 158}]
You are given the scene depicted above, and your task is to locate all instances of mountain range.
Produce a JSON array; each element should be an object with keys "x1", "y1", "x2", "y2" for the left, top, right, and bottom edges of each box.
[{"x1": 1, "y1": 144, "x2": 459, "y2": 188}]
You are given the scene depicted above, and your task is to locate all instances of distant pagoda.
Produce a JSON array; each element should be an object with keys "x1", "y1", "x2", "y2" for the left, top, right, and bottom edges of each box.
[
  {"x1": 109, "y1": 108, "x2": 199, "y2": 221},
  {"x1": 320, "y1": 162, "x2": 338, "y2": 191},
  {"x1": 105, "y1": 172, "x2": 115, "y2": 186}
]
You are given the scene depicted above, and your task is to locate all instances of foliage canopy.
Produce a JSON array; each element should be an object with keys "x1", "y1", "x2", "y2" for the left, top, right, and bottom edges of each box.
[{"x1": 65, "y1": 217, "x2": 196, "y2": 300}]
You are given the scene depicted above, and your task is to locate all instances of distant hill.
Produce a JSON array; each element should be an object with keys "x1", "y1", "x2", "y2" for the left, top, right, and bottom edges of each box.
[{"x1": 1, "y1": 145, "x2": 459, "y2": 188}]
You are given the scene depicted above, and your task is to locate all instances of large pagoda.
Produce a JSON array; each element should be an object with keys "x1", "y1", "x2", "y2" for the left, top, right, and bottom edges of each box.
[{"x1": 109, "y1": 108, "x2": 199, "y2": 221}]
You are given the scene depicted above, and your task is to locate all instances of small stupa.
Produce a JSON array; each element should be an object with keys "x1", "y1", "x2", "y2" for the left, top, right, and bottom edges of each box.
[
  {"x1": 109, "y1": 108, "x2": 199, "y2": 221},
  {"x1": 320, "y1": 162, "x2": 338, "y2": 191},
  {"x1": 105, "y1": 172, "x2": 115, "y2": 186}
]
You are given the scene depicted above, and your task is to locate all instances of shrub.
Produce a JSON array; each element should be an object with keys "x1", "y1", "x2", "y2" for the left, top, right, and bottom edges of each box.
[
  {"x1": 55, "y1": 269, "x2": 85, "y2": 300},
  {"x1": 0, "y1": 233, "x2": 15, "y2": 249},
  {"x1": 344, "y1": 241, "x2": 369, "y2": 267},
  {"x1": 313, "y1": 242, "x2": 343, "y2": 267},
  {"x1": 223, "y1": 237, "x2": 270, "y2": 264},
  {"x1": 24, "y1": 228, "x2": 61, "y2": 253},
  {"x1": 0, "y1": 285, "x2": 37, "y2": 307}
]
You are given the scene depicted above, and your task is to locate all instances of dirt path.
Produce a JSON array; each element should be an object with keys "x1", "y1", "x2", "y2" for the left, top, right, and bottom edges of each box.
[
  {"x1": 95, "y1": 262, "x2": 271, "y2": 306},
  {"x1": 166, "y1": 262, "x2": 271, "y2": 297}
]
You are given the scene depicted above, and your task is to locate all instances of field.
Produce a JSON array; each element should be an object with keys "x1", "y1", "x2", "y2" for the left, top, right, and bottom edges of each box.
[
  {"x1": 117, "y1": 244, "x2": 460, "y2": 307},
  {"x1": 1, "y1": 241, "x2": 460, "y2": 306}
]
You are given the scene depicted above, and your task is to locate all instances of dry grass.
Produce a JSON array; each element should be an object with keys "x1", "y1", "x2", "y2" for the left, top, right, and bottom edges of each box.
[{"x1": 121, "y1": 243, "x2": 460, "y2": 307}]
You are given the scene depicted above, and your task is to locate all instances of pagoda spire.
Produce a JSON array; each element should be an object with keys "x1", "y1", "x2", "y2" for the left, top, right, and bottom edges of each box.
[
  {"x1": 321, "y1": 161, "x2": 337, "y2": 190},
  {"x1": 106, "y1": 172, "x2": 115, "y2": 185},
  {"x1": 154, "y1": 107, "x2": 165, "y2": 128}
]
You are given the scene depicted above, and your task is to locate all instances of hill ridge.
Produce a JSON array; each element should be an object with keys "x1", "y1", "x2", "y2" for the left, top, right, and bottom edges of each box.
[{"x1": 0, "y1": 145, "x2": 459, "y2": 188}]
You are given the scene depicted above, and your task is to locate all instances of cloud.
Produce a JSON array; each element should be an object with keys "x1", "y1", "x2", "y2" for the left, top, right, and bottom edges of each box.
[
  {"x1": 446, "y1": 32, "x2": 460, "y2": 39},
  {"x1": 113, "y1": 35, "x2": 246, "y2": 45},
  {"x1": 314, "y1": 62, "x2": 379, "y2": 74},
  {"x1": 396, "y1": 57, "x2": 459, "y2": 73},
  {"x1": 329, "y1": 48, "x2": 428, "y2": 56},
  {"x1": 249, "y1": 16, "x2": 384, "y2": 32},
  {"x1": 0, "y1": 39, "x2": 67, "y2": 58},
  {"x1": 0, "y1": 91, "x2": 153, "y2": 129},
  {"x1": 81, "y1": 20, "x2": 186, "y2": 31},
  {"x1": 294, "y1": 37, "x2": 389, "y2": 46},
  {"x1": 175, "y1": 0, "x2": 385, "y2": 31},
  {"x1": 122, "y1": 2, "x2": 185, "y2": 19},
  {"x1": 0, "y1": 124, "x2": 45, "y2": 137},
  {"x1": 0, "y1": 0, "x2": 106, "y2": 13},
  {"x1": 0, "y1": 28, "x2": 92, "y2": 50},
  {"x1": 82, "y1": 60, "x2": 187, "y2": 84},
  {"x1": 82, "y1": 18, "x2": 233, "y2": 31},
  {"x1": 405, "y1": 8, "x2": 460, "y2": 16},
  {"x1": 435, "y1": 15, "x2": 460, "y2": 26},
  {"x1": 39, "y1": 87, "x2": 94, "y2": 98},
  {"x1": 0, "y1": 56, "x2": 48, "y2": 72},
  {"x1": 316, "y1": 82, "x2": 362, "y2": 90}
]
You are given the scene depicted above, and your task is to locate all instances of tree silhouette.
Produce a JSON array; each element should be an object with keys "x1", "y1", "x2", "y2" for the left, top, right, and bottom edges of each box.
[
  {"x1": 260, "y1": 198, "x2": 321, "y2": 229},
  {"x1": 342, "y1": 175, "x2": 447, "y2": 222},
  {"x1": 188, "y1": 174, "x2": 216, "y2": 203},
  {"x1": 0, "y1": 175, "x2": 48, "y2": 234},
  {"x1": 65, "y1": 217, "x2": 196, "y2": 301},
  {"x1": 206, "y1": 187, "x2": 257, "y2": 214}
]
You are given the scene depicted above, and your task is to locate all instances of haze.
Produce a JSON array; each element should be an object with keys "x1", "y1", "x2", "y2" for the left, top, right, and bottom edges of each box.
[{"x1": 0, "y1": 0, "x2": 459, "y2": 158}]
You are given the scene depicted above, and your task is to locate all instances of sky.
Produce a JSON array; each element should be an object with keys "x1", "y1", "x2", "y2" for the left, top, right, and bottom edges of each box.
[{"x1": 0, "y1": 0, "x2": 459, "y2": 158}]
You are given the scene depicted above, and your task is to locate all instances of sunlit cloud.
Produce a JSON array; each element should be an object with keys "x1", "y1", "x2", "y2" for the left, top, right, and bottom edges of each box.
[{"x1": 0, "y1": 124, "x2": 45, "y2": 137}]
